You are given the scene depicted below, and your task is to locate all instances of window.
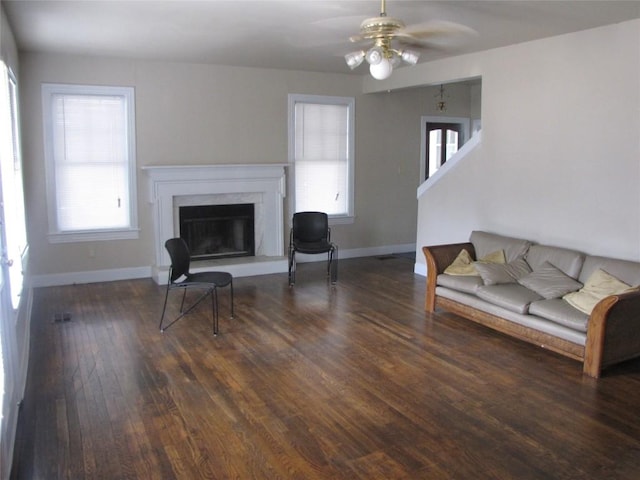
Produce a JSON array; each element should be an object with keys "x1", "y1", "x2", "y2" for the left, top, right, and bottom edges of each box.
[
  {"x1": 420, "y1": 116, "x2": 470, "y2": 181},
  {"x1": 42, "y1": 84, "x2": 138, "y2": 242},
  {"x1": 0, "y1": 64, "x2": 27, "y2": 308},
  {"x1": 1, "y1": 60, "x2": 29, "y2": 448},
  {"x1": 426, "y1": 123, "x2": 461, "y2": 180},
  {"x1": 288, "y1": 94, "x2": 354, "y2": 223}
]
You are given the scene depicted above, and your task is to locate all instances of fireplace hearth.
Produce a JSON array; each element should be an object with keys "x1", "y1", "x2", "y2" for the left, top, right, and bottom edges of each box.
[{"x1": 180, "y1": 203, "x2": 255, "y2": 260}]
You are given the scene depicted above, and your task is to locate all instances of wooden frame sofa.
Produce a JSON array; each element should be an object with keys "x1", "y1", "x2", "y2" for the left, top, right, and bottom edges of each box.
[{"x1": 423, "y1": 231, "x2": 640, "y2": 378}]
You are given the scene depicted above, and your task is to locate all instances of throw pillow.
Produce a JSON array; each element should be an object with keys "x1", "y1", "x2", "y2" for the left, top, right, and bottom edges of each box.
[
  {"x1": 444, "y1": 249, "x2": 476, "y2": 276},
  {"x1": 563, "y1": 268, "x2": 631, "y2": 315},
  {"x1": 517, "y1": 261, "x2": 583, "y2": 299},
  {"x1": 444, "y1": 249, "x2": 506, "y2": 276},
  {"x1": 475, "y1": 257, "x2": 532, "y2": 286},
  {"x1": 479, "y1": 249, "x2": 507, "y2": 265}
]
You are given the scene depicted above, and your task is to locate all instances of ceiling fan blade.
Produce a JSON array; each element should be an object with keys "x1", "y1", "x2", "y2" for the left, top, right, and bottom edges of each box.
[
  {"x1": 312, "y1": 15, "x2": 369, "y2": 32},
  {"x1": 397, "y1": 20, "x2": 477, "y2": 40}
]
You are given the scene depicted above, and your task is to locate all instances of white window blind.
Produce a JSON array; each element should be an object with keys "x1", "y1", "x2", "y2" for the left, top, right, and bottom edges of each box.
[
  {"x1": 42, "y1": 84, "x2": 138, "y2": 242},
  {"x1": 289, "y1": 95, "x2": 354, "y2": 219}
]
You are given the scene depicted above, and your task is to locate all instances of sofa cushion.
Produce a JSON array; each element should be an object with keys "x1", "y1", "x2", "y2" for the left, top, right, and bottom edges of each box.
[
  {"x1": 470, "y1": 231, "x2": 532, "y2": 263},
  {"x1": 578, "y1": 255, "x2": 640, "y2": 286},
  {"x1": 474, "y1": 257, "x2": 532, "y2": 286},
  {"x1": 517, "y1": 262, "x2": 583, "y2": 299},
  {"x1": 563, "y1": 268, "x2": 631, "y2": 315},
  {"x1": 476, "y1": 284, "x2": 543, "y2": 314},
  {"x1": 528, "y1": 298, "x2": 589, "y2": 332},
  {"x1": 437, "y1": 273, "x2": 483, "y2": 294},
  {"x1": 525, "y1": 244, "x2": 585, "y2": 278}
]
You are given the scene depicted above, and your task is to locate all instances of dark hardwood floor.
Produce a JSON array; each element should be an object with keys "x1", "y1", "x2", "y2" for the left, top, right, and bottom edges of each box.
[{"x1": 10, "y1": 255, "x2": 640, "y2": 479}]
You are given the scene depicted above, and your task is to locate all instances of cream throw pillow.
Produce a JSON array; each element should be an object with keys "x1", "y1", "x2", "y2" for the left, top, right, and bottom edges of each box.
[
  {"x1": 563, "y1": 268, "x2": 631, "y2": 315},
  {"x1": 444, "y1": 249, "x2": 505, "y2": 276}
]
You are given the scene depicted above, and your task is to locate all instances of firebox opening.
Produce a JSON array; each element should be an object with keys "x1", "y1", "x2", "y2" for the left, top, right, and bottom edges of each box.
[{"x1": 179, "y1": 203, "x2": 255, "y2": 261}]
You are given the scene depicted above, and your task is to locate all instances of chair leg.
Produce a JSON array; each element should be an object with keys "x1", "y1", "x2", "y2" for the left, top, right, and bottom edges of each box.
[
  {"x1": 161, "y1": 287, "x2": 214, "y2": 333},
  {"x1": 212, "y1": 287, "x2": 219, "y2": 335},
  {"x1": 159, "y1": 283, "x2": 171, "y2": 331},
  {"x1": 330, "y1": 246, "x2": 338, "y2": 285},
  {"x1": 180, "y1": 289, "x2": 187, "y2": 313},
  {"x1": 229, "y1": 279, "x2": 234, "y2": 318},
  {"x1": 288, "y1": 249, "x2": 296, "y2": 286},
  {"x1": 327, "y1": 251, "x2": 331, "y2": 277}
]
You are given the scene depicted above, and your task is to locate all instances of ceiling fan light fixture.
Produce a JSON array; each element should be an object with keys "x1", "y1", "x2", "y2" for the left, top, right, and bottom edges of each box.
[
  {"x1": 369, "y1": 58, "x2": 393, "y2": 80},
  {"x1": 401, "y1": 49, "x2": 420, "y2": 65},
  {"x1": 345, "y1": 51, "x2": 366, "y2": 70},
  {"x1": 345, "y1": 0, "x2": 466, "y2": 80},
  {"x1": 365, "y1": 46, "x2": 384, "y2": 65}
]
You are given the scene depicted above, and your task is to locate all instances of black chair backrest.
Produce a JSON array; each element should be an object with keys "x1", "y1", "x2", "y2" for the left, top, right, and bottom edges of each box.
[
  {"x1": 165, "y1": 238, "x2": 191, "y2": 282},
  {"x1": 293, "y1": 212, "x2": 329, "y2": 242}
]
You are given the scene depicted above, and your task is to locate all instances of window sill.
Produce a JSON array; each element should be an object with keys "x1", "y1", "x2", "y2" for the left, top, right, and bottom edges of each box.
[
  {"x1": 48, "y1": 228, "x2": 140, "y2": 244},
  {"x1": 328, "y1": 215, "x2": 355, "y2": 226}
]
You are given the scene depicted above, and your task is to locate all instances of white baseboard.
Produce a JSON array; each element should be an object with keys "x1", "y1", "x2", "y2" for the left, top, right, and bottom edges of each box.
[
  {"x1": 31, "y1": 266, "x2": 152, "y2": 287},
  {"x1": 295, "y1": 243, "x2": 416, "y2": 262},
  {"x1": 31, "y1": 244, "x2": 418, "y2": 287},
  {"x1": 152, "y1": 256, "x2": 289, "y2": 284}
]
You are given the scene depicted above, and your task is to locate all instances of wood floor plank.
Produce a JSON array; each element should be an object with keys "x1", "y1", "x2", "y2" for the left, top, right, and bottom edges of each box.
[{"x1": 11, "y1": 256, "x2": 640, "y2": 479}]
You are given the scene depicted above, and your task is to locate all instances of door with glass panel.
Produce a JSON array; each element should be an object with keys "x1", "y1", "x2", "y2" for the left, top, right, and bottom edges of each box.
[{"x1": 425, "y1": 122, "x2": 462, "y2": 180}]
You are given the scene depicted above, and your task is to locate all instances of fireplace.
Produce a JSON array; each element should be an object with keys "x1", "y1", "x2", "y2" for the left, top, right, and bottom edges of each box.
[
  {"x1": 180, "y1": 203, "x2": 255, "y2": 260},
  {"x1": 143, "y1": 163, "x2": 287, "y2": 283}
]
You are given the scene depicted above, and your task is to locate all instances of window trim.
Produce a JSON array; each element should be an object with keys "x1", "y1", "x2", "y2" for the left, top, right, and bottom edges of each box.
[
  {"x1": 287, "y1": 94, "x2": 355, "y2": 225},
  {"x1": 41, "y1": 83, "x2": 139, "y2": 243}
]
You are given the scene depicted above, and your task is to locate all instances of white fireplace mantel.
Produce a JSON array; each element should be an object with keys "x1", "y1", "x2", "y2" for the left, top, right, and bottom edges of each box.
[{"x1": 143, "y1": 164, "x2": 288, "y2": 282}]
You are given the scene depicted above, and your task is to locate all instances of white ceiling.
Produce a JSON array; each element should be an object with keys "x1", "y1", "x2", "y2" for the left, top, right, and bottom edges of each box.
[{"x1": 4, "y1": 1, "x2": 640, "y2": 75}]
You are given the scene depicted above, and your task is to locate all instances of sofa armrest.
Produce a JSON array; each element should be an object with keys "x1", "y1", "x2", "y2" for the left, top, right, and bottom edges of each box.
[
  {"x1": 583, "y1": 288, "x2": 640, "y2": 378},
  {"x1": 422, "y1": 242, "x2": 475, "y2": 312}
]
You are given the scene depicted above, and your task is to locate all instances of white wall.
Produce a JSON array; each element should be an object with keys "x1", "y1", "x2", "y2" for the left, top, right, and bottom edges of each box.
[
  {"x1": 398, "y1": 19, "x2": 640, "y2": 269},
  {"x1": 19, "y1": 55, "x2": 430, "y2": 279}
]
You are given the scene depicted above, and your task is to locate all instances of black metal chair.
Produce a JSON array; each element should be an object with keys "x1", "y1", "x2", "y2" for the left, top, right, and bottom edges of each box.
[
  {"x1": 288, "y1": 211, "x2": 338, "y2": 286},
  {"x1": 159, "y1": 237, "x2": 233, "y2": 335}
]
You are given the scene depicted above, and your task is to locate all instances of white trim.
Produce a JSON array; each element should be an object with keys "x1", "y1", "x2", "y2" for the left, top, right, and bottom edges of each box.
[
  {"x1": 30, "y1": 244, "x2": 417, "y2": 287},
  {"x1": 152, "y1": 256, "x2": 289, "y2": 284},
  {"x1": 417, "y1": 130, "x2": 482, "y2": 198},
  {"x1": 31, "y1": 266, "x2": 152, "y2": 288},
  {"x1": 48, "y1": 227, "x2": 140, "y2": 243},
  {"x1": 41, "y1": 83, "x2": 138, "y2": 243},
  {"x1": 419, "y1": 116, "x2": 471, "y2": 182},
  {"x1": 287, "y1": 94, "x2": 355, "y2": 221},
  {"x1": 294, "y1": 243, "x2": 416, "y2": 263},
  {"x1": 414, "y1": 262, "x2": 427, "y2": 277}
]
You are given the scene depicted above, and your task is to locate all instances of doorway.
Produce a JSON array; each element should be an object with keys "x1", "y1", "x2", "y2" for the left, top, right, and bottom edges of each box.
[{"x1": 420, "y1": 116, "x2": 470, "y2": 181}]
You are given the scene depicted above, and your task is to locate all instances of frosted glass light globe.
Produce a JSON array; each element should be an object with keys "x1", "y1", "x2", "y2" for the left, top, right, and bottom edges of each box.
[{"x1": 369, "y1": 58, "x2": 392, "y2": 80}]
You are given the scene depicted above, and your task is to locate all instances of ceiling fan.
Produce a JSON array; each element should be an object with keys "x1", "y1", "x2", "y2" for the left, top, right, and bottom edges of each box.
[{"x1": 344, "y1": 0, "x2": 474, "y2": 80}]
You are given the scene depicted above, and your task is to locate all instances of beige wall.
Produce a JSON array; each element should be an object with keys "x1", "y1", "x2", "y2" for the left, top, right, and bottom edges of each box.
[
  {"x1": 383, "y1": 19, "x2": 640, "y2": 268},
  {"x1": 20, "y1": 54, "x2": 437, "y2": 277}
]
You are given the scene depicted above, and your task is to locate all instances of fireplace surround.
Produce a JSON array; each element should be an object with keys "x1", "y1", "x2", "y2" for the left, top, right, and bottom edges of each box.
[{"x1": 143, "y1": 164, "x2": 287, "y2": 283}]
